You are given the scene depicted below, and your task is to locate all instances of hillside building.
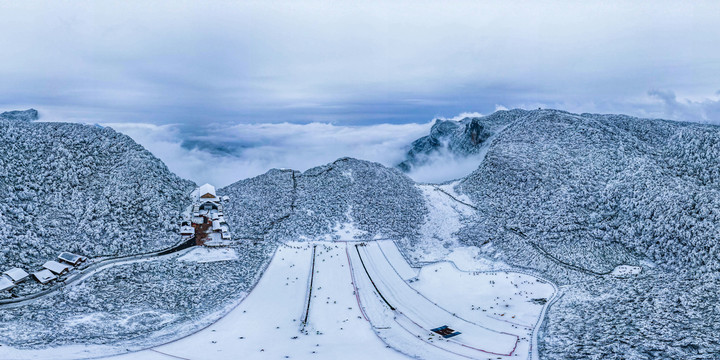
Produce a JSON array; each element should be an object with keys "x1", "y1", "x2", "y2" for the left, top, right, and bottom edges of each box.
[
  {"x1": 3, "y1": 268, "x2": 29, "y2": 283},
  {"x1": 184, "y1": 183, "x2": 233, "y2": 247},
  {"x1": 180, "y1": 225, "x2": 195, "y2": 236},
  {"x1": 199, "y1": 201, "x2": 219, "y2": 212},
  {"x1": 192, "y1": 183, "x2": 217, "y2": 200},
  {"x1": 43, "y1": 260, "x2": 70, "y2": 275},
  {"x1": 32, "y1": 269, "x2": 57, "y2": 284},
  {"x1": 58, "y1": 252, "x2": 86, "y2": 266},
  {"x1": 0, "y1": 276, "x2": 14, "y2": 292}
]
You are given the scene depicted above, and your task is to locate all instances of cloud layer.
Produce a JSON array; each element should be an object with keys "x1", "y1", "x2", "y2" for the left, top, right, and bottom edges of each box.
[
  {"x1": 103, "y1": 121, "x2": 433, "y2": 187},
  {"x1": 2, "y1": 1, "x2": 720, "y2": 125},
  {"x1": 3, "y1": 1, "x2": 720, "y2": 187}
]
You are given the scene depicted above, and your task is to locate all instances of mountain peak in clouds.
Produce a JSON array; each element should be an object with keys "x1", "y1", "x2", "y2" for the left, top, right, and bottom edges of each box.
[
  {"x1": 0, "y1": 108, "x2": 39, "y2": 122},
  {"x1": 397, "y1": 109, "x2": 524, "y2": 172}
]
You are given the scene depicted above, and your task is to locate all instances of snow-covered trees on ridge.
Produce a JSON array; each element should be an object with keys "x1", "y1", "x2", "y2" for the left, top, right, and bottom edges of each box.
[{"x1": 0, "y1": 119, "x2": 194, "y2": 269}]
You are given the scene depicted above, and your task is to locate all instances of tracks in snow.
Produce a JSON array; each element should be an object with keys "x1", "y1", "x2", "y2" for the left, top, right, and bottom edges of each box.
[
  {"x1": 349, "y1": 242, "x2": 521, "y2": 359},
  {"x1": 300, "y1": 244, "x2": 317, "y2": 330}
]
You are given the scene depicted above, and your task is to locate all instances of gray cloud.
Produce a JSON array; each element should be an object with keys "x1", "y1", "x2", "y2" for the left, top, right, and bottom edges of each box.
[
  {"x1": 101, "y1": 120, "x2": 432, "y2": 187},
  {"x1": 1, "y1": 1, "x2": 720, "y2": 125},
  {"x1": 4, "y1": 1, "x2": 720, "y2": 185},
  {"x1": 647, "y1": 89, "x2": 720, "y2": 124}
]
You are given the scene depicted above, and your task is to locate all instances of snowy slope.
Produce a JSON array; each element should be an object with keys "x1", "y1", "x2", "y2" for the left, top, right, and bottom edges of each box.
[
  {"x1": 395, "y1": 108, "x2": 720, "y2": 359},
  {"x1": 451, "y1": 109, "x2": 720, "y2": 359},
  {"x1": 219, "y1": 158, "x2": 427, "y2": 243},
  {"x1": 0, "y1": 116, "x2": 195, "y2": 271},
  {"x1": 100, "y1": 240, "x2": 553, "y2": 360},
  {"x1": 3, "y1": 107, "x2": 720, "y2": 359}
]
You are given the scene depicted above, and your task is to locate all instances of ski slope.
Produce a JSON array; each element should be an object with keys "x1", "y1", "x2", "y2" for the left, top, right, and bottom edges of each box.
[
  {"x1": 5, "y1": 240, "x2": 554, "y2": 360},
  {"x1": 349, "y1": 241, "x2": 520, "y2": 359},
  {"x1": 107, "y1": 242, "x2": 407, "y2": 360}
]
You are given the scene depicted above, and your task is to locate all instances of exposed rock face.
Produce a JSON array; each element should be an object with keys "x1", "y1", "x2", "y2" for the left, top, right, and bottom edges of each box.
[
  {"x1": 0, "y1": 109, "x2": 39, "y2": 122},
  {"x1": 397, "y1": 110, "x2": 524, "y2": 171}
]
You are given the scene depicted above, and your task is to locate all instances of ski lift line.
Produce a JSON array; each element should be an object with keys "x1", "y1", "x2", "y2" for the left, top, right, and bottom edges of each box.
[
  {"x1": 354, "y1": 244, "x2": 396, "y2": 311},
  {"x1": 487, "y1": 315, "x2": 534, "y2": 330},
  {"x1": 301, "y1": 245, "x2": 317, "y2": 327},
  {"x1": 432, "y1": 186, "x2": 479, "y2": 211},
  {"x1": 345, "y1": 244, "x2": 369, "y2": 321}
]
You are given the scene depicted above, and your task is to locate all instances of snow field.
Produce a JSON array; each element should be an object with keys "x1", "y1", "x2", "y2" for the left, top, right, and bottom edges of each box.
[
  {"x1": 376, "y1": 240, "x2": 418, "y2": 281},
  {"x1": 412, "y1": 184, "x2": 476, "y2": 262},
  {"x1": 351, "y1": 242, "x2": 519, "y2": 358},
  {"x1": 177, "y1": 248, "x2": 238, "y2": 263},
  {"x1": 99, "y1": 239, "x2": 555, "y2": 360},
  {"x1": 412, "y1": 262, "x2": 556, "y2": 359},
  {"x1": 610, "y1": 265, "x2": 642, "y2": 276},
  {"x1": 110, "y1": 242, "x2": 405, "y2": 360},
  {"x1": 2, "y1": 239, "x2": 556, "y2": 360}
]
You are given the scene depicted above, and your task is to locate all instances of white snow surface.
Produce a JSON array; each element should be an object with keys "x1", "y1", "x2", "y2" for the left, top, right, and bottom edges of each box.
[
  {"x1": 177, "y1": 248, "x2": 238, "y2": 263},
  {"x1": 611, "y1": 265, "x2": 642, "y2": 276},
  {"x1": 110, "y1": 242, "x2": 407, "y2": 360},
  {"x1": 350, "y1": 242, "x2": 519, "y2": 358},
  {"x1": 4, "y1": 240, "x2": 555, "y2": 360},
  {"x1": 412, "y1": 183, "x2": 476, "y2": 262}
]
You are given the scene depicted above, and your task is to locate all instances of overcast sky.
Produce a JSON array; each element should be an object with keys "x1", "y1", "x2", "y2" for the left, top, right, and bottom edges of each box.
[{"x1": 2, "y1": 1, "x2": 719, "y2": 185}]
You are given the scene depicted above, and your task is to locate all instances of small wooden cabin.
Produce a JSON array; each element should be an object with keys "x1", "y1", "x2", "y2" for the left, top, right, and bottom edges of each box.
[
  {"x1": 3, "y1": 268, "x2": 30, "y2": 283},
  {"x1": 33, "y1": 269, "x2": 57, "y2": 284},
  {"x1": 0, "y1": 276, "x2": 14, "y2": 292},
  {"x1": 58, "y1": 252, "x2": 87, "y2": 266},
  {"x1": 43, "y1": 260, "x2": 71, "y2": 275}
]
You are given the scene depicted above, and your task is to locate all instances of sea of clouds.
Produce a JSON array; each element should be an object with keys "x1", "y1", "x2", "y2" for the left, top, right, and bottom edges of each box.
[
  {"x1": 101, "y1": 120, "x2": 440, "y2": 187},
  {"x1": 99, "y1": 112, "x2": 506, "y2": 187}
]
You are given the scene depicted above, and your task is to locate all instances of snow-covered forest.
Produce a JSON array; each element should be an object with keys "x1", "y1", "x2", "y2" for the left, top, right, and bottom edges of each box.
[
  {"x1": 452, "y1": 109, "x2": 720, "y2": 358},
  {"x1": 2, "y1": 108, "x2": 720, "y2": 359},
  {"x1": 220, "y1": 158, "x2": 427, "y2": 243},
  {"x1": 0, "y1": 116, "x2": 194, "y2": 270}
]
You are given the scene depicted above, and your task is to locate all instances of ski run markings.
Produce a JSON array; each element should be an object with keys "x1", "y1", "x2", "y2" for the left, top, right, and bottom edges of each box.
[
  {"x1": 5, "y1": 240, "x2": 555, "y2": 360},
  {"x1": 108, "y1": 240, "x2": 554, "y2": 360}
]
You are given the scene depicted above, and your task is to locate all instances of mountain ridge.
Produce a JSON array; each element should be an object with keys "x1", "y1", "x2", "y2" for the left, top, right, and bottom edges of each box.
[
  {"x1": 3, "y1": 107, "x2": 720, "y2": 358},
  {"x1": 0, "y1": 115, "x2": 195, "y2": 269}
]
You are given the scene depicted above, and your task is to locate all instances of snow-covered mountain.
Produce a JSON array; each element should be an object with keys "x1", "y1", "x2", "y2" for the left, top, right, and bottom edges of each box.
[
  {"x1": 0, "y1": 108, "x2": 38, "y2": 122},
  {"x1": 2, "y1": 108, "x2": 720, "y2": 359},
  {"x1": 397, "y1": 110, "x2": 520, "y2": 172},
  {"x1": 217, "y1": 109, "x2": 720, "y2": 360},
  {"x1": 400, "y1": 108, "x2": 720, "y2": 358},
  {"x1": 0, "y1": 113, "x2": 195, "y2": 269},
  {"x1": 220, "y1": 157, "x2": 427, "y2": 242}
]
